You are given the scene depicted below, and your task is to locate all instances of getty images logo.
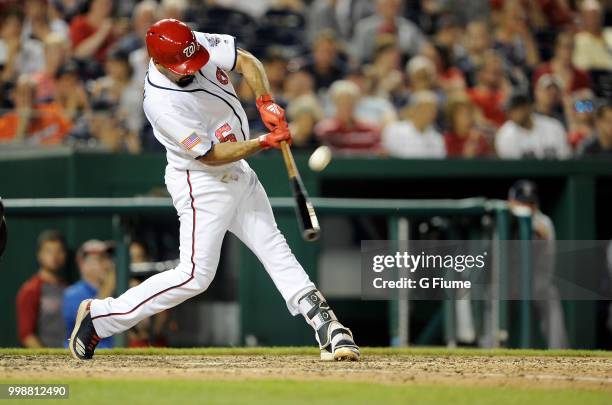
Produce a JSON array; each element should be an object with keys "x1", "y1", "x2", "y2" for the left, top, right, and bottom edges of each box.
[{"x1": 183, "y1": 42, "x2": 197, "y2": 58}]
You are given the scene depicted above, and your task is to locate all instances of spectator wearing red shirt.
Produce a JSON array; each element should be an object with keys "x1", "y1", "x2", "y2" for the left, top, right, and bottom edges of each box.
[
  {"x1": 15, "y1": 230, "x2": 67, "y2": 348},
  {"x1": 532, "y1": 31, "x2": 592, "y2": 94},
  {"x1": 70, "y1": 0, "x2": 121, "y2": 64},
  {"x1": 315, "y1": 80, "x2": 381, "y2": 154},
  {"x1": 444, "y1": 96, "x2": 492, "y2": 158},
  {"x1": 535, "y1": 0, "x2": 574, "y2": 29},
  {"x1": 467, "y1": 50, "x2": 511, "y2": 128}
]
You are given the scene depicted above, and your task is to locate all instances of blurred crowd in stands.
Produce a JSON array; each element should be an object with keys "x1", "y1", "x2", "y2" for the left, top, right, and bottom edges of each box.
[
  {"x1": 16, "y1": 230, "x2": 171, "y2": 348},
  {"x1": 0, "y1": 0, "x2": 611, "y2": 158}
]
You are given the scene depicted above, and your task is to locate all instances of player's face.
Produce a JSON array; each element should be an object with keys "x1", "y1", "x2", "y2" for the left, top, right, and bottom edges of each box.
[
  {"x1": 508, "y1": 105, "x2": 532, "y2": 127},
  {"x1": 156, "y1": 63, "x2": 196, "y2": 87},
  {"x1": 80, "y1": 252, "x2": 114, "y2": 284},
  {"x1": 453, "y1": 105, "x2": 474, "y2": 133},
  {"x1": 37, "y1": 240, "x2": 67, "y2": 273},
  {"x1": 508, "y1": 199, "x2": 536, "y2": 216},
  {"x1": 414, "y1": 101, "x2": 437, "y2": 127}
]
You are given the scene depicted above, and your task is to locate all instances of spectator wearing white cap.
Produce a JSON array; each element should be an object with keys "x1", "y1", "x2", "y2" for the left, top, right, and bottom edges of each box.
[
  {"x1": 406, "y1": 55, "x2": 447, "y2": 127},
  {"x1": 382, "y1": 90, "x2": 445, "y2": 158}
]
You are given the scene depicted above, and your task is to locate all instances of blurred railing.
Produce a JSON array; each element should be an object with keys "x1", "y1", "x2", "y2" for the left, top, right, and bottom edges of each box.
[{"x1": 3, "y1": 197, "x2": 535, "y2": 348}]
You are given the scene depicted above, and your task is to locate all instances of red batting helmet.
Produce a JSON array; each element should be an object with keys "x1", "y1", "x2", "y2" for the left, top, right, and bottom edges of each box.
[{"x1": 146, "y1": 19, "x2": 210, "y2": 75}]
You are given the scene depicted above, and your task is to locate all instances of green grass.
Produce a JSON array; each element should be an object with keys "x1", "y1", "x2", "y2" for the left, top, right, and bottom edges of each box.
[
  {"x1": 1, "y1": 346, "x2": 612, "y2": 357},
  {"x1": 2, "y1": 348, "x2": 611, "y2": 404},
  {"x1": 0, "y1": 379, "x2": 609, "y2": 405}
]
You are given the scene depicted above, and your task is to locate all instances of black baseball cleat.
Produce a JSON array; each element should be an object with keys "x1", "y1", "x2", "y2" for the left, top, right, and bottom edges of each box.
[{"x1": 69, "y1": 299, "x2": 101, "y2": 360}]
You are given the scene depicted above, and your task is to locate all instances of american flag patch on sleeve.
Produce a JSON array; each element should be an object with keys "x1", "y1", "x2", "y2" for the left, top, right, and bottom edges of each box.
[{"x1": 181, "y1": 132, "x2": 201, "y2": 150}]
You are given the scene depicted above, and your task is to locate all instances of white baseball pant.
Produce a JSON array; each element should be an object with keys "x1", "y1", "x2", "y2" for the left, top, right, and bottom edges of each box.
[{"x1": 90, "y1": 161, "x2": 316, "y2": 338}]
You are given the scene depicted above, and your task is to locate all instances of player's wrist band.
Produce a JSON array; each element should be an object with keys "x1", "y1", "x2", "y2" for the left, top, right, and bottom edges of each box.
[
  {"x1": 258, "y1": 135, "x2": 270, "y2": 149},
  {"x1": 256, "y1": 94, "x2": 274, "y2": 108}
]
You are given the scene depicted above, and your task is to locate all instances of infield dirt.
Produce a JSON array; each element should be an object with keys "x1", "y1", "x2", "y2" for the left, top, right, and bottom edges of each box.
[{"x1": 2, "y1": 353, "x2": 611, "y2": 391}]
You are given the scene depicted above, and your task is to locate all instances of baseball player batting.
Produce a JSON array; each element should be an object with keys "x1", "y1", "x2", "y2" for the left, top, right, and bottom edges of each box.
[{"x1": 69, "y1": 19, "x2": 359, "y2": 361}]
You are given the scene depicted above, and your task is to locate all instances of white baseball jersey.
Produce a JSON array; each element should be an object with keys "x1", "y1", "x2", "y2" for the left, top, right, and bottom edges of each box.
[
  {"x1": 89, "y1": 32, "x2": 316, "y2": 338},
  {"x1": 143, "y1": 32, "x2": 249, "y2": 171},
  {"x1": 382, "y1": 121, "x2": 446, "y2": 159},
  {"x1": 495, "y1": 114, "x2": 571, "y2": 159}
]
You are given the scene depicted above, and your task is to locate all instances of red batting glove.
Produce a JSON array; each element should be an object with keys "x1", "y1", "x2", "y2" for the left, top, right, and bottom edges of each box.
[
  {"x1": 258, "y1": 124, "x2": 292, "y2": 149},
  {"x1": 256, "y1": 94, "x2": 286, "y2": 131}
]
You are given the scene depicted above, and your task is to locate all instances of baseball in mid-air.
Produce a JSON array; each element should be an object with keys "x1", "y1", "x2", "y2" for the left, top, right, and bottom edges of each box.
[{"x1": 308, "y1": 145, "x2": 332, "y2": 172}]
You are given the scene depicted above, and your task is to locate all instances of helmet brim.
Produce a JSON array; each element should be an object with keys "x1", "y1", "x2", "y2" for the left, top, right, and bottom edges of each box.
[{"x1": 165, "y1": 46, "x2": 210, "y2": 76}]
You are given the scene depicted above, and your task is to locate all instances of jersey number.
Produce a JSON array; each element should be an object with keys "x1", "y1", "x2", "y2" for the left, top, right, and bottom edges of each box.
[
  {"x1": 215, "y1": 123, "x2": 237, "y2": 143},
  {"x1": 216, "y1": 67, "x2": 229, "y2": 85}
]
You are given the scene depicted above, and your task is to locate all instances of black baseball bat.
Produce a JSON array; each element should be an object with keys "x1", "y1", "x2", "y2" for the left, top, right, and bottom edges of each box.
[{"x1": 280, "y1": 141, "x2": 321, "y2": 241}]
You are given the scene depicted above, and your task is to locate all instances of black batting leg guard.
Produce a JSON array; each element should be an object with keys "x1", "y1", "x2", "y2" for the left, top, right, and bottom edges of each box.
[{"x1": 298, "y1": 289, "x2": 360, "y2": 361}]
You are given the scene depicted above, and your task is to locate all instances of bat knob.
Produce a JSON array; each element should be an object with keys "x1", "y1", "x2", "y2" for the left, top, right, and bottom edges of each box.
[{"x1": 303, "y1": 227, "x2": 321, "y2": 242}]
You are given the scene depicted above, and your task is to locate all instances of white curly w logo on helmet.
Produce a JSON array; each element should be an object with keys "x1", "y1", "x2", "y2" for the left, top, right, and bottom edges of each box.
[{"x1": 183, "y1": 42, "x2": 196, "y2": 58}]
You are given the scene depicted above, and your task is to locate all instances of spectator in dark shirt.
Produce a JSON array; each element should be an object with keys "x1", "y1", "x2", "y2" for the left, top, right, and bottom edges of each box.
[
  {"x1": 493, "y1": 0, "x2": 540, "y2": 70},
  {"x1": 579, "y1": 103, "x2": 612, "y2": 158},
  {"x1": 113, "y1": 0, "x2": 159, "y2": 55},
  {"x1": 456, "y1": 20, "x2": 493, "y2": 88},
  {"x1": 63, "y1": 240, "x2": 116, "y2": 349},
  {"x1": 351, "y1": 0, "x2": 425, "y2": 64},
  {"x1": 285, "y1": 69, "x2": 323, "y2": 149},
  {"x1": 306, "y1": 0, "x2": 374, "y2": 43},
  {"x1": 15, "y1": 230, "x2": 67, "y2": 348},
  {"x1": 437, "y1": 0, "x2": 491, "y2": 28},
  {"x1": 301, "y1": 31, "x2": 347, "y2": 92},
  {"x1": 127, "y1": 240, "x2": 169, "y2": 348},
  {"x1": 532, "y1": 31, "x2": 592, "y2": 94},
  {"x1": 315, "y1": 80, "x2": 381, "y2": 154},
  {"x1": 262, "y1": 49, "x2": 288, "y2": 102}
]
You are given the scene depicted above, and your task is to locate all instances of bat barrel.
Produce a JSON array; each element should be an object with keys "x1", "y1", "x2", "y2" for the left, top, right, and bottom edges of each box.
[{"x1": 290, "y1": 177, "x2": 320, "y2": 242}]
